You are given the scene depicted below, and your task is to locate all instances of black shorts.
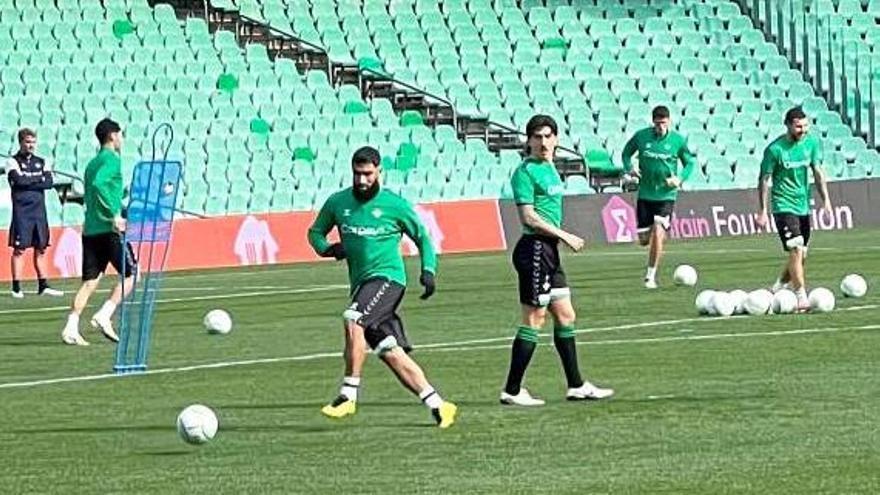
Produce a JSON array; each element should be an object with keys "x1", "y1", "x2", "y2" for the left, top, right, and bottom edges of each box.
[
  {"x1": 8, "y1": 215, "x2": 49, "y2": 250},
  {"x1": 636, "y1": 199, "x2": 675, "y2": 232},
  {"x1": 345, "y1": 277, "x2": 411, "y2": 352},
  {"x1": 512, "y1": 234, "x2": 569, "y2": 307},
  {"x1": 81, "y1": 232, "x2": 138, "y2": 281},
  {"x1": 774, "y1": 213, "x2": 811, "y2": 251}
]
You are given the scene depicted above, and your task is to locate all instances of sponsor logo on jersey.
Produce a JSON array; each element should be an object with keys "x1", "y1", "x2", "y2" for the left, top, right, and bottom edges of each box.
[
  {"x1": 642, "y1": 150, "x2": 675, "y2": 161},
  {"x1": 341, "y1": 224, "x2": 392, "y2": 237},
  {"x1": 547, "y1": 184, "x2": 564, "y2": 196},
  {"x1": 781, "y1": 159, "x2": 810, "y2": 169}
]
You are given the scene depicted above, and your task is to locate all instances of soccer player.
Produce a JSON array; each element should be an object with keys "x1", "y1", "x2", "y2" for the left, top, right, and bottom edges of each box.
[
  {"x1": 307, "y1": 146, "x2": 457, "y2": 428},
  {"x1": 621, "y1": 105, "x2": 696, "y2": 289},
  {"x1": 5, "y1": 128, "x2": 63, "y2": 298},
  {"x1": 501, "y1": 114, "x2": 613, "y2": 407},
  {"x1": 756, "y1": 107, "x2": 831, "y2": 310},
  {"x1": 61, "y1": 119, "x2": 135, "y2": 346}
]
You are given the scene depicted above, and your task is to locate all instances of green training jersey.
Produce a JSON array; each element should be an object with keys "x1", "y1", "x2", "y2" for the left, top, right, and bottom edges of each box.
[
  {"x1": 510, "y1": 157, "x2": 564, "y2": 235},
  {"x1": 621, "y1": 127, "x2": 696, "y2": 201},
  {"x1": 83, "y1": 147, "x2": 124, "y2": 236},
  {"x1": 308, "y1": 187, "x2": 437, "y2": 291},
  {"x1": 760, "y1": 133, "x2": 823, "y2": 216}
]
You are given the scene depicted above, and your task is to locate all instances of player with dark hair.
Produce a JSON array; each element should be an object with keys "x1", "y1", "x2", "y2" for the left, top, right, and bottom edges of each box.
[
  {"x1": 6, "y1": 128, "x2": 63, "y2": 298},
  {"x1": 61, "y1": 118, "x2": 135, "y2": 346},
  {"x1": 501, "y1": 114, "x2": 613, "y2": 407},
  {"x1": 308, "y1": 145, "x2": 457, "y2": 428},
  {"x1": 621, "y1": 105, "x2": 696, "y2": 289},
  {"x1": 756, "y1": 107, "x2": 831, "y2": 310}
]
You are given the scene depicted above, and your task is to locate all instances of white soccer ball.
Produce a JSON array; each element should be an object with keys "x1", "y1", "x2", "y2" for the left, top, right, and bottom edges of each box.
[
  {"x1": 744, "y1": 289, "x2": 773, "y2": 315},
  {"x1": 176, "y1": 404, "x2": 218, "y2": 445},
  {"x1": 673, "y1": 264, "x2": 698, "y2": 287},
  {"x1": 204, "y1": 309, "x2": 233, "y2": 334},
  {"x1": 840, "y1": 274, "x2": 867, "y2": 298},
  {"x1": 729, "y1": 289, "x2": 748, "y2": 315},
  {"x1": 710, "y1": 291, "x2": 736, "y2": 317},
  {"x1": 695, "y1": 289, "x2": 716, "y2": 315},
  {"x1": 809, "y1": 287, "x2": 836, "y2": 313},
  {"x1": 771, "y1": 289, "x2": 798, "y2": 314}
]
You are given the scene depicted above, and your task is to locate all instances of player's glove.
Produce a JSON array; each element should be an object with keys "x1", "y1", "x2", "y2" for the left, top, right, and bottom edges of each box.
[
  {"x1": 322, "y1": 243, "x2": 346, "y2": 260},
  {"x1": 419, "y1": 271, "x2": 435, "y2": 300}
]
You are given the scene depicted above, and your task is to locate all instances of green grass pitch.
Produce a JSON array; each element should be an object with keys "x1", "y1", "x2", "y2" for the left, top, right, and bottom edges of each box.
[{"x1": 0, "y1": 229, "x2": 878, "y2": 494}]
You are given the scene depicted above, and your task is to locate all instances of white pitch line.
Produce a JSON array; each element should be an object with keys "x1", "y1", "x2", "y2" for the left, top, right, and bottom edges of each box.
[
  {"x1": 2, "y1": 320, "x2": 879, "y2": 390},
  {"x1": 0, "y1": 284, "x2": 349, "y2": 316}
]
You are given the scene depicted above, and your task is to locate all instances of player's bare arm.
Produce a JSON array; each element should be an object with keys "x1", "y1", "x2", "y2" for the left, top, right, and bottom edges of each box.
[{"x1": 516, "y1": 204, "x2": 584, "y2": 252}]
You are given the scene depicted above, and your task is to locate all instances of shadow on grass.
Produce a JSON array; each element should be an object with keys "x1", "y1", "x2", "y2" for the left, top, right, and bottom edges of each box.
[{"x1": 10, "y1": 425, "x2": 169, "y2": 435}]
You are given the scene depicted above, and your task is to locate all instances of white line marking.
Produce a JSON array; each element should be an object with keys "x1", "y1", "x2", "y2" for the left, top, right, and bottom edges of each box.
[
  {"x1": 2, "y1": 321, "x2": 878, "y2": 390},
  {"x1": 0, "y1": 284, "x2": 349, "y2": 316},
  {"x1": 647, "y1": 395, "x2": 676, "y2": 400}
]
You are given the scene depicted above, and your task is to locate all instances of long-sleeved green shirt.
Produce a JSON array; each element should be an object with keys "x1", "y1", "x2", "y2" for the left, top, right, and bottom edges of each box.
[
  {"x1": 622, "y1": 127, "x2": 696, "y2": 201},
  {"x1": 308, "y1": 187, "x2": 437, "y2": 291}
]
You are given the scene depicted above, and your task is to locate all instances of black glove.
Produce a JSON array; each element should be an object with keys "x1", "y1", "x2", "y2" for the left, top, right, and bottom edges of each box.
[
  {"x1": 322, "y1": 243, "x2": 346, "y2": 260},
  {"x1": 419, "y1": 271, "x2": 435, "y2": 300}
]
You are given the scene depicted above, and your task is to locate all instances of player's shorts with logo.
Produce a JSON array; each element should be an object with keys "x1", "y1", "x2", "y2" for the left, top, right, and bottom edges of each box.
[
  {"x1": 8, "y1": 212, "x2": 50, "y2": 250},
  {"x1": 81, "y1": 232, "x2": 138, "y2": 281},
  {"x1": 773, "y1": 213, "x2": 811, "y2": 251},
  {"x1": 512, "y1": 234, "x2": 570, "y2": 307},
  {"x1": 636, "y1": 199, "x2": 675, "y2": 232},
  {"x1": 344, "y1": 277, "x2": 411, "y2": 352}
]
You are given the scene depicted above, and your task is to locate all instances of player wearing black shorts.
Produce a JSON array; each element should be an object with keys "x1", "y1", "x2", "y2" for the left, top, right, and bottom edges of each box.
[
  {"x1": 757, "y1": 107, "x2": 831, "y2": 310},
  {"x1": 6, "y1": 128, "x2": 63, "y2": 298},
  {"x1": 622, "y1": 106, "x2": 696, "y2": 288},
  {"x1": 501, "y1": 115, "x2": 613, "y2": 407},
  {"x1": 308, "y1": 146, "x2": 456, "y2": 428},
  {"x1": 61, "y1": 119, "x2": 135, "y2": 346}
]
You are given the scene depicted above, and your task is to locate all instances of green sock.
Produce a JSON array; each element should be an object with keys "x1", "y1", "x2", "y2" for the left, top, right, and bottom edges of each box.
[
  {"x1": 504, "y1": 326, "x2": 539, "y2": 395},
  {"x1": 554, "y1": 325, "x2": 583, "y2": 388}
]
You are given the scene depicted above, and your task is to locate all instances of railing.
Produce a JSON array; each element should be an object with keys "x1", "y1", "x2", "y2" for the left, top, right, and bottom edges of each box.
[
  {"x1": 359, "y1": 67, "x2": 458, "y2": 130},
  {"x1": 736, "y1": 0, "x2": 876, "y2": 147}
]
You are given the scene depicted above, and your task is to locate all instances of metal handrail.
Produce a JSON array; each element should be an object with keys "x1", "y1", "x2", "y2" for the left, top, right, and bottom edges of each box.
[{"x1": 359, "y1": 67, "x2": 458, "y2": 129}]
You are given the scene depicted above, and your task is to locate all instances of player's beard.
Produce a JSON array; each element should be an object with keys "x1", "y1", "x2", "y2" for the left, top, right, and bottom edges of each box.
[{"x1": 353, "y1": 181, "x2": 380, "y2": 202}]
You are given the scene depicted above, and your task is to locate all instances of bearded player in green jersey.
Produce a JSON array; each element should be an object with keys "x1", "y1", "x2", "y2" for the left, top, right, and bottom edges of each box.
[
  {"x1": 500, "y1": 115, "x2": 614, "y2": 407},
  {"x1": 308, "y1": 146, "x2": 457, "y2": 428},
  {"x1": 756, "y1": 107, "x2": 832, "y2": 311},
  {"x1": 61, "y1": 118, "x2": 135, "y2": 346},
  {"x1": 622, "y1": 106, "x2": 696, "y2": 289}
]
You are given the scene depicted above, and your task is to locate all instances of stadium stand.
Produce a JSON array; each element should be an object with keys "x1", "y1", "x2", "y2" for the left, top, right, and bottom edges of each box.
[{"x1": 0, "y1": 0, "x2": 878, "y2": 229}]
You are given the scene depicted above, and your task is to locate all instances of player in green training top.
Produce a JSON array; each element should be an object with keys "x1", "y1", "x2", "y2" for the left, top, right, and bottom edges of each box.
[
  {"x1": 500, "y1": 115, "x2": 614, "y2": 407},
  {"x1": 622, "y1": 105, "x2": 696, "y2": 289},
  {"x1": 756, "y1": 107, "x2": 832, "y2": 310},
  {"x1": 61, "y1": 118, "x2": 136, "y2": 346},
  {"x1": 308, "y1": 146, "x2": 457, "y2": 428}
]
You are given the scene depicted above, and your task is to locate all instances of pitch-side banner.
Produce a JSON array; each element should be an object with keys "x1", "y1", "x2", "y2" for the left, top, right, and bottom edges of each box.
[
  {"x1": 500, "y1": 179, "x2": 879, "y2": 245},
  {"x1": 0, "y1": 199, "x2": 506, "y2": 281}
]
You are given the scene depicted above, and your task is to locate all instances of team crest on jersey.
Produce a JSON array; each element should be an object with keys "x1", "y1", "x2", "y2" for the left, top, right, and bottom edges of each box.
[
  {"x1": 371, "y1": 208, "x2": 383, "y2": 218},
  {"x1": 342, "y1": 208, "x2": 351, "y2": 217}
]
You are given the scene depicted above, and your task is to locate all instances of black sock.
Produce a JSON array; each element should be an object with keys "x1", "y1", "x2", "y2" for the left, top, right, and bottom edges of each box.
[
  {"x1": 554, "y1": 331, "x2": 583, "y2": 388},
  {"x1": 38, "y1": 278, "x2": 48, "y2": 292},
  {"x1": 504, "y1": 327, "x2": 538, "y2": 395},
  {"x1": 12, "y1": 280, "x2": 21, "y2": 293}
]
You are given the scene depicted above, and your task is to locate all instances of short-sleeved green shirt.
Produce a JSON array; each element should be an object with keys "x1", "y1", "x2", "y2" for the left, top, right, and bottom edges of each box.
[
  {"x1": 760, "y1": 133, "x2": 823, "y2": 216},
  {"x1": 510, "y1": 158, "x2": 563, "y2": 235}
]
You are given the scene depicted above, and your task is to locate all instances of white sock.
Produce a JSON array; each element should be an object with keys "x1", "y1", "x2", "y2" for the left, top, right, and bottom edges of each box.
[
  {"x1": 419, "y1": 386, "x2": 443, "y2": 409},
  {"x1": 645, "y1": 266, "x2": 657, "y2": 281},
  {"x1": 796, "y1": 288, "x2": 808, "y2": 303},
  {"x1": 340, "y1": 376, "x2": 360, "y2": 402},
  {"x1": 64, "y1": 313, "x2": 79, "y2": 332},
  {"x1": 95, "y1": 300, "x2": 117, "y2": 321}
]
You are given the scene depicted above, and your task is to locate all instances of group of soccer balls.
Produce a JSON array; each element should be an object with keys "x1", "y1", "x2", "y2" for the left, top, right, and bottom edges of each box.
[
  {"x1": 671, "y1": 265, "x2": 869, "y2": 317},
  {"x1": 173, "y1": 273, "x2": 872, "y2": 446}
]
